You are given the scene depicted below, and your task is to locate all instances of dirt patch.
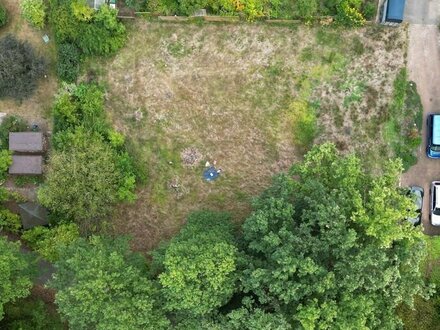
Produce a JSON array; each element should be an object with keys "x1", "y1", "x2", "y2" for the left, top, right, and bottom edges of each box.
[
  {"x1": 0, "y1": 0, "x2": 57, "y2": 127},
  {"x1": 88, "y1": 21, "x2": 407, "y2": 251}
]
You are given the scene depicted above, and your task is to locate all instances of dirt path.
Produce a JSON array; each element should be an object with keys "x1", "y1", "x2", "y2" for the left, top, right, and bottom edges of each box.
[{"x1": 401, "y1": 24, "x2": 440, "y2": 235}]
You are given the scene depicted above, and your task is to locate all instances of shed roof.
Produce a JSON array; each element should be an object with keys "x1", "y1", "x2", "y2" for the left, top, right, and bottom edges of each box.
[
  {"x1": 386, "y1": 0, "x2": 406, "y2": 22},
  {"x1": 19, "y1": 202, "x2": 49, "y2": 229},
  {"x1": 9, "y1": 132, "x2": 43, "y2": 153},
  {"x1": 9, "y1": 155, "x2": 43, "y2": 175}
]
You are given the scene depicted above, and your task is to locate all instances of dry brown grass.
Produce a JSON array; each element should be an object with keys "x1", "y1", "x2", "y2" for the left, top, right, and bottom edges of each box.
[
  {"x1": 87, "y1": 21, "x2": 407, "y2": 251},
  {"x1": 0, "y1": 0, "x2": 57, "y2": 128}
]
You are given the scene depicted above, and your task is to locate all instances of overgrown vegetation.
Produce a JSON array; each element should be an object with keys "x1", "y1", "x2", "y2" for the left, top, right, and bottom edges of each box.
[
  {"x1": 0, "y1": 237, "x2": 33, "y2": 320},
  {"x1": 45, "y1": 144, "x2": 427, "y2": 329},
  {"x1": 49, "y1": 0, "x2": 126, "y2": 72},
  {"x1": 145, "y1": 0, "x2": 375, "y2": 22},
  {"x1": 383, "y1": 68, "x2": 423, "y2": 170},
  {"x1": 20, "y1": 0, "x2": 46, "y2": 29},
  {"x1": 22, "y1": 223, "x2": 79, "y2": 262},
  {"x1": 38, "y1": 83, "x2": 137, "y2": 225},
  {"x1": 0, "y1": 35, "x2": 47, "y2": 100},
  {"x1": 0, "y1": 3, "x2": 7, "y2": 27},
  {"x1": 0, "y1": 296, "x2": 64, "y2": 330}
]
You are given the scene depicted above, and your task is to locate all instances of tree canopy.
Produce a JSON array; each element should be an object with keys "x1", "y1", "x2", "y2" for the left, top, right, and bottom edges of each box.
[
  {"x1": 49, "y1": 236, "x2": 169, "y2": 330},
  {"x1": 240, "y1": 143, "x2": 426, "y2": 329},
  {"x1": 154, "y1": 211, "x2": 238, "y2": 316},
  {"x1": 0, "y1": 237, "x2": 33, "y2": 320}
]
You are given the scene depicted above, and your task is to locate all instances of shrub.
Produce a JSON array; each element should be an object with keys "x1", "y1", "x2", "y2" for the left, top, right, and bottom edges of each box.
[
  {"x1": 0, "y1": 35, "x2": 47, "y2": 100},
  {"x1": 295, "y1": 0, "x2": 318, "y2": 20},
  {"x1": 2, "y1": 297, "x2": 64, "y2": 330},
  {"x1": 20, "y1": 0, "x2": 46, "y2": 29},
  {"x1": 336, "y1": 0, "x2": 366, "y2": 27},
  {"x1": 76, "y1": 5, "x2": 126, "y2": 55},
  {"x1": 22, "y1": 223, "x2": 79, "y2": 261},
  {"x1": 57, "y1": 43, "x2": 81, "y2": 82},
  {"x1": 0, "y1": 115, "x2": 28, "y2": 150},
  {"x1": 363, "y1": 2, "x2": 376, "y2": 20},
  {"x1": 0, "y1": 150, "x2": 12, "y2": 181},
  {"x1": 0, "y1": 209, "x2": 21, "y2": 234},
  {"x1": 0, "y1": 4, "x2": 7, "y2": 27}
]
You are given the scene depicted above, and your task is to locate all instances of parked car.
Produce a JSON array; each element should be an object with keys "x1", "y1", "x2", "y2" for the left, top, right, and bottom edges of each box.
[
  {"x1": 427, "y1": 114, "x2": 440, "y2": 158},
  {"x1": 406, "y1": 186, "x2": 423, "y2": 226},
  {"x1": 430, "y1": 181, "x2": 440, "y2": 226}
]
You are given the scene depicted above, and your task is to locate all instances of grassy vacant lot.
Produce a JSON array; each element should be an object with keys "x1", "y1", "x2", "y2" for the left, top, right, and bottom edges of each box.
[
  {"x1": 88, "y1": 21, "x2": 408, "y2": 250},
  {"x1": 0, "y1": 0, "x2": 56, "y2": 127}
]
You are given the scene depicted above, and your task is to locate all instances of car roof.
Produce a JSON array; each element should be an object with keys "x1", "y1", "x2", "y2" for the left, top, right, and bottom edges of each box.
[
  {"x1": 433, "y1": 115, "x2": 440, "y2": 145},
  {"x1": 436, "y1": 185, "x2": 440, "y2": 209}
]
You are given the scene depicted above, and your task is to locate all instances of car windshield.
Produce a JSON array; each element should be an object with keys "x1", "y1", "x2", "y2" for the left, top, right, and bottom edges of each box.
[
  {"x1": 431, "y1": 145, "x2": 440, "y2": 152},
  {"x1": 434, "y1": 208, "x2": 440, "y2": 216}
]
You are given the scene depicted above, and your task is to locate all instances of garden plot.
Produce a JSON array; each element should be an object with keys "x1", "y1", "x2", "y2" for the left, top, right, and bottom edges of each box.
[{"x1": 88, "y1": 21, "x2": 407, "y2": 251}]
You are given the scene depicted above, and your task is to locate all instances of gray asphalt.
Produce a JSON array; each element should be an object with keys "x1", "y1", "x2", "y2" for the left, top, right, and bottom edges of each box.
[{"x1": 404, "y1": 0, "x2": 440, "y2": 25}]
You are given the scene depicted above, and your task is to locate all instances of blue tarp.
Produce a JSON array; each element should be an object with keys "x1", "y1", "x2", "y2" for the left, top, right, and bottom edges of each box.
[
  {"x1": 386, "y1": 0, "x2": 406, "y2": 22},
  {"x1": 433, "y1": 115, "x2": 440, "y2": 145},
  {"x1": 203, "y1": 167, "x2": 220, "y2": 181}
]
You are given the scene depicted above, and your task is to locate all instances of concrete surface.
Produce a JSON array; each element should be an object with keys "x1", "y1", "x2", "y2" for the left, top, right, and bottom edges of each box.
[
  {"x1": 404, "y1": 0, "x2": 440, "y2": 25},
  {"x1": 401, "y1": 25, "x2": 440, "y2": 235}
]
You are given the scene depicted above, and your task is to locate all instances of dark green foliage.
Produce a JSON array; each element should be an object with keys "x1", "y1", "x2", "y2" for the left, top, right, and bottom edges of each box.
[
  {"x1": 0, "y1": 35, "x2": 47, "y2": 100},
  {"x1": 0, "y1": 4, "x2": 7, "y2": 27},
  {"x1": 0, "y1": 115, "x2": 28, "y2": 150},
  {"x1": 240, "y1": 143, "x2": 427, "y2": 328},
  {"x1": 57, "y1": 43, "x2": 81, "y2": 82},
  {"x1": 1, "y1": 296, "x2": 64, "y2": 330},
  {"x1": 153, "y1": 211, "x2": 238, "y2": 316},
  {"x1": 39, "y1": 83, "x2": 137, "y2": 224},
  {"x1": 0, "y1": 237, "x2": 33, "y2": 320},
  {"x1": 49, "y1": 236, "x2": 170, "y2": 329},
  {"x1": 49, "y1": 0, "x2": 126, "y2": 56}
]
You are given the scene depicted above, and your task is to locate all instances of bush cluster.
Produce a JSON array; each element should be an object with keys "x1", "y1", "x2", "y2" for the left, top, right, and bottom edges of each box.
[
  {"x1": 49, "y1": 0, "x2": 126, "y2": 57},
  {"x1": 56, "y1": 43, "x2": 81, "y2": 83},
  {"x1": 38, "y1": 83, "x2": 137, "y2": 224},
  {"x1": 0, "y1": 4, "x2": 7, "y2": 27},
  {"x1": 20, "y1": 0, "x2": 46, "y2": 29},
  {"x1": 0, "y1": 35, "x2": 47, "y2": 100},
  {"x1": 146, "y1": 0, "x2": 374, "y2": 23}
]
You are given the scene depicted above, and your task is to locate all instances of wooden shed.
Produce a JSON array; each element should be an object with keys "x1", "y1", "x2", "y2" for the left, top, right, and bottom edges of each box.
[
  {"x1": 9, "y1": 155, "x2": 43, "y2": 175},
  {"x1": 9, "y1": 132, "x2": 44, "y2": 153}
]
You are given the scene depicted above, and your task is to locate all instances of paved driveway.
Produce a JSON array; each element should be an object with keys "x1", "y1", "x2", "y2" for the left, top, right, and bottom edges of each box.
[
  {"x1": 401, "y1": 1, "x2": 440, "y2": 234},
  {"x1": 404, "y1": 0, "x2": 440, "y2": 24}
]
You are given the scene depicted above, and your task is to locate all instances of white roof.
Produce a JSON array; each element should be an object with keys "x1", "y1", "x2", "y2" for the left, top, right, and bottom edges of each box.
[{"x1": 433, "y1": 115, "x2": 440, "y2": 145}]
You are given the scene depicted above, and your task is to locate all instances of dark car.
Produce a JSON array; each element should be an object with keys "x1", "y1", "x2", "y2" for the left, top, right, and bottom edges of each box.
[
  {"x1": 407, "y1": 186, "x2": 423, "y2": 226},
  {"x1": 427, "y1": 114, "x2": 440, "y2": 158}
]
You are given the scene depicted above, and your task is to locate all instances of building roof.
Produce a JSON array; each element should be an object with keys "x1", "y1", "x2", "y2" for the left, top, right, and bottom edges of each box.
[
  {"x1": 9, "y1": 155, "x2": 43, "y2": 175},
  {"x1": 386, "y1": 0, "x2": 406, "y2": 22},
  {"x1": 19, "y1": 202, "x2": 49, "y2": 229},
  {"x1": 9, "y1": 132, "x2": 43, "y2": 153}
]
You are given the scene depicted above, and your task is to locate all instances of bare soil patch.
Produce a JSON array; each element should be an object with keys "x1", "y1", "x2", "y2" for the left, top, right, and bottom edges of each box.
[{"x1": 89, "y1": 21, "x2": 407, "y2": 251}]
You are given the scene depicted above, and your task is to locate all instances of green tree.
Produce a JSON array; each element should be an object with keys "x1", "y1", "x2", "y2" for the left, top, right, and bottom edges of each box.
[
  {"x1": 240, "y1": 143, "x2": 427, "y2": 328},
  {"x1": 20, "y1": 0, "x2": 46, "y2": 29},
  {"x1": 38, "y1": 130, "x2": 121, "y2": 223},
  {"x1": 153, "y1": 211, "x2": 238, "y2": 316},
  {"x1": 49, "y1": 236, "x2": 169, "y2": 330},
  {"x1": 0, "y1": 237, "x2": 33, "y2": 320}
]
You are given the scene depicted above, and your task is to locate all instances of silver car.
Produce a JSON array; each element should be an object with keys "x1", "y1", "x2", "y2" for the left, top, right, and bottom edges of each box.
[{"x1": 430, "y1": 181, "x2": 440, "y2": 226}]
